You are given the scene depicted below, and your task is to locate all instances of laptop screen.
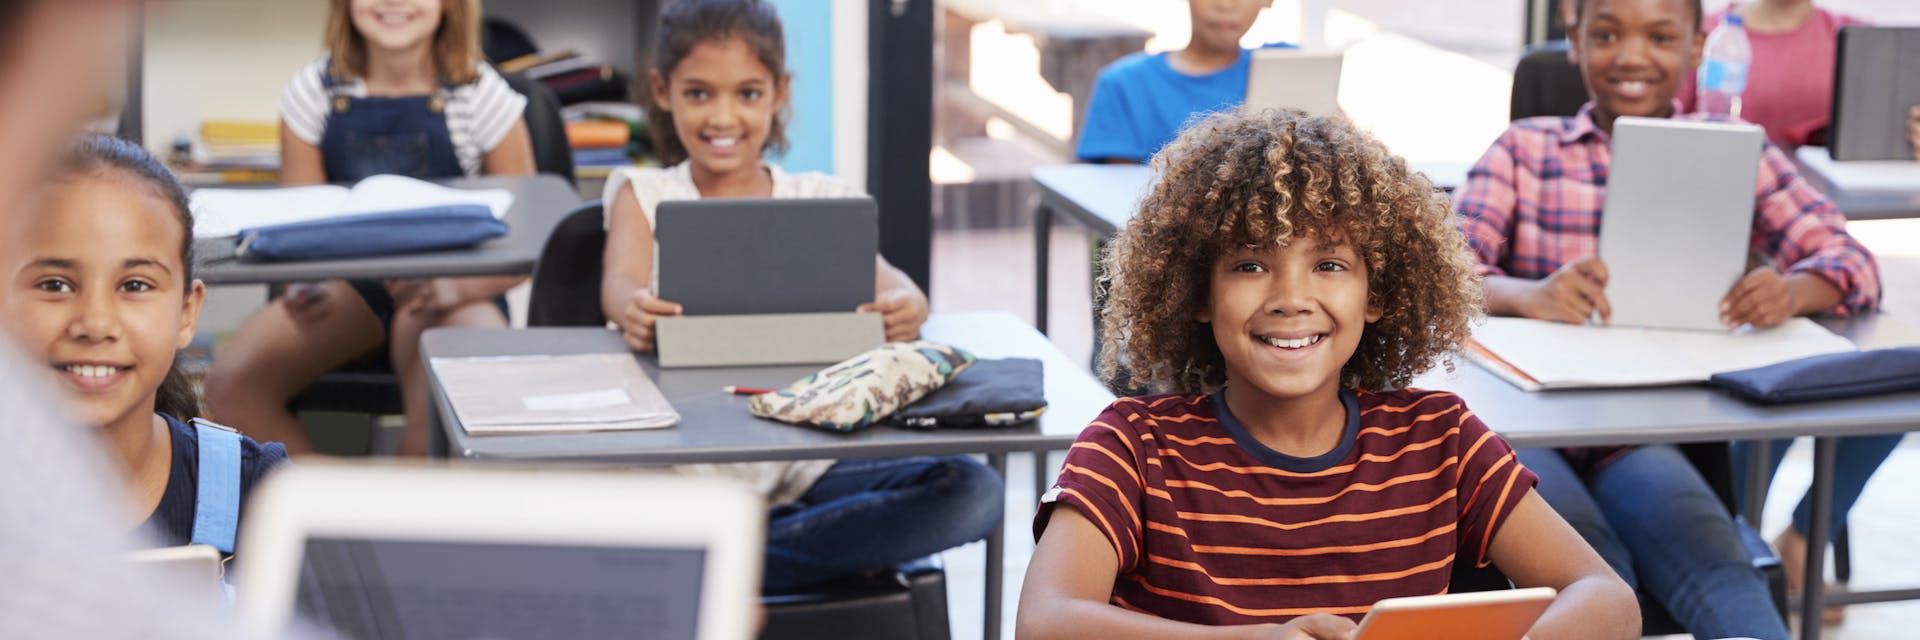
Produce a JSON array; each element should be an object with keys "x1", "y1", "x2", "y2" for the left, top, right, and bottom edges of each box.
[{"x1": 292, "y1": 537, "x2": 706, "y2": 640}]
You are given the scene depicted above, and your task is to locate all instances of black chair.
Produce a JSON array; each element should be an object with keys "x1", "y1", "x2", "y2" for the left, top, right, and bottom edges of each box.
[
  {"x1": 524, "y1": 203, "x2": 955, "y2": 640},
  {"x1": 501, "y1": 71, "x2": 576, "y2": 187},
  {"x1": 1509, "y1": 40, "x2": 1591, "y2": 122},
  {"x1": 1497, "y1": 50, "x2": 1790, "y2": 633}
]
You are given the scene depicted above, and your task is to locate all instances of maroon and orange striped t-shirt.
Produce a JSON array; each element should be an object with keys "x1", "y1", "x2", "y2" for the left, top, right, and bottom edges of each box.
[{"x1": 1034, "y1": 388, "x2": 1538, "y2": 626}]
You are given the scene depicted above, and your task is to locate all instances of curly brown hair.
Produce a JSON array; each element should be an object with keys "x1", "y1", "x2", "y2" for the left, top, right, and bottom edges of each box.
[{"x1": 1098, "y1": 108, "x2": 1482, "y2": 394}]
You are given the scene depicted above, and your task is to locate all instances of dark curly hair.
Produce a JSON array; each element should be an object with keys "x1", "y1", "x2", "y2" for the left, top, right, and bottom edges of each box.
[{"x1": 1098, "y1": 109, "x2": 1482, "y2": 393}]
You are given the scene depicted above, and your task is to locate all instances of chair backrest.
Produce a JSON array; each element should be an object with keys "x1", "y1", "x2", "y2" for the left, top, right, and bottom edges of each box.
[
  {"x1": 502, "y1": 71, "x2": 577, "y2": 187},
  {"x1": 1509, "y1": 40, "x2": 1591, "y2": 122},
  {"x1": 527, "y1": 202, "x2": 608, "y2": 327}
]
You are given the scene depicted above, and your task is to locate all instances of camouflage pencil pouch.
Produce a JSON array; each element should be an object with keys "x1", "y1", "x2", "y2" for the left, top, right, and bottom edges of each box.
[{"x1": 747, "y1": 341, "x2": 975, "y2": 432}]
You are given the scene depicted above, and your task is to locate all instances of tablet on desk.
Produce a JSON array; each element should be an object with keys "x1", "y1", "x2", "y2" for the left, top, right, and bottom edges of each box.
[
  {"x1": 1245, "y1": 49, "x2": 1345, "y2": 117},
  {"x1": 1354, "y1": 587, "x2": 1556, "y2": 640},
  {"x1": 233, "y1": 462, "x2": 763, "y2": 640},
  {"x1": 1598, "y1": 117, "x2": 1762, "y2": 332},
  {"x1": 654, "y1": 197, "x2": 877, "y2": 316}
]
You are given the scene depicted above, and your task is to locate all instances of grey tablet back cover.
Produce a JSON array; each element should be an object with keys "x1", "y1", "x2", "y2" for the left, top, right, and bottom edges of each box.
[
  {"x1": 655, "y1": 198, "x2": 877, "y2": 315},
  {"x1": 1831, "y1": 26, "x2": 1920, "y2": 161},
  {"x1": 1598, "y1": 117, "x2": 1763, "y2": 331}
]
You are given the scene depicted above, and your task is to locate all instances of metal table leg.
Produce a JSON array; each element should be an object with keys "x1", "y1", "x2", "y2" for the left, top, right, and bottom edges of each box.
[
  {"x1": 986, "y1": 452, "x2": 1008, "y2": 640},
  {"x1": 1799, "y1": 437, "x2": 1836, "y2": 640},
  {"x1": 1034, "y1": 203, "x2": 1052, "y2": 335}
]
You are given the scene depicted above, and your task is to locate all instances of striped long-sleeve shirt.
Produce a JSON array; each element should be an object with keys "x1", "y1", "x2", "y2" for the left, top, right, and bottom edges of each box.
[{"x1": 1035, "y1": 389, "x2": 1537, "y2": 625}]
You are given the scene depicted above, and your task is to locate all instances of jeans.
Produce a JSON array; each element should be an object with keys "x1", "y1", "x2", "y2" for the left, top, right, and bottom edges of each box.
[
  {"x1": 1520, "y1": 446, "x2": 1788, "y2": 640},
  {"x1": 763, "y1": 456, "x2": 1004, "y2": 592},
  {"x1": 1732, "y1": 435, "x2": 1904, "y2": 540}
]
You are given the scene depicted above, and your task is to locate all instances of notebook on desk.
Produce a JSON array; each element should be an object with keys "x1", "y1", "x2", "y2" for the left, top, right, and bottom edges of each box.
[
  {"x1": 1468, "y1": 316, "x2": 1857, "y2": 391},
  {"x1": 190, "y1": 174, "x2": 514, "y2": 239},
  {"x1": 429, "y1": 353, "x2": 678, "y2": 434},
  {"x1": 234, "y1": 463, "x2": 763, "y2": 640},
  {"x1": 1598, "y1": 117, "x2": 1763, "y2": 331}
]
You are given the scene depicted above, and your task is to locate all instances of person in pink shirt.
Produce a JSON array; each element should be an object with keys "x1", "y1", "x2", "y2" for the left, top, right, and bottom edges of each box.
[{"x1": 1679, "y1": 0, "x2": 1920, "y2": 157}]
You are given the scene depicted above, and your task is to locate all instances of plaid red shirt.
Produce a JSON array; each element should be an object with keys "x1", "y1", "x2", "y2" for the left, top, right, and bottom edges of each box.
[{"x1": 1453, "y1": 103, "x2": 1880, "y2": 317}]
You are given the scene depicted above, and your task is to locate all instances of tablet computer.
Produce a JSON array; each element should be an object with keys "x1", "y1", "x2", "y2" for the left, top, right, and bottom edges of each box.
[
  {"x1": 1245, "y1": 49, "x2": 1345, "y2": 117},
  {"x1": 1598, "y1": 117, "x2": 1763, "y2": 331},
  {"x1": 128, "y1": 544, "x2": 225, "y2": 599},
  {"x1": 654, "y1": 197, "x2": 877, "y2": 316},
  {"x1": 1830, "y1": 26, "x2": 1920, "y2": 161},
  {"x1": 233, "y1": 462, "x2": 764, "y2": 640},
  {"x1": 1354, "y1": 586, "x2": 1556, "y2": 640}
]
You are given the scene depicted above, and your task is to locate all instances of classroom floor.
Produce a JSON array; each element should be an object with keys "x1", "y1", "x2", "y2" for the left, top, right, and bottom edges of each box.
[{"x1": 926, "y1": 219, "x2": 1920, "y2": 640}]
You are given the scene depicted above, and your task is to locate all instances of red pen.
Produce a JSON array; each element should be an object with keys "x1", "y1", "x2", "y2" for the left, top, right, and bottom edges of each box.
[{"x1": 723, "y1": 386, "x2": 775, "y2": 395}]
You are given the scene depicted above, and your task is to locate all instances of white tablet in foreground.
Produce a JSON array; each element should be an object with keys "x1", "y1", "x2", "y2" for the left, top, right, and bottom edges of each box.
[
  {"x1": 233, "y1": 462, "x2": 764, "y2": 640},
  {"x1": 1354, "y1": 586, "x2": 1556, "y2": 640}
]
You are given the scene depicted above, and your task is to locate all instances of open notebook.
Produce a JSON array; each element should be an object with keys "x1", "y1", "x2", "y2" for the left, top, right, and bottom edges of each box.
[
  {"x1": 190, "y1": 174, "x2": 514, "y2": 239},
  {"x1": 430, "y1": 353, "x2": 679, "y2": 433},
  {"x1": 1468, "y1": 316, "x2": 1857, "y2": 391}
]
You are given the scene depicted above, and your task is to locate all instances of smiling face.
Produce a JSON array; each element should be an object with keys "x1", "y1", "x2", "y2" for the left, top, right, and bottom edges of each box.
[
  {"x1": 1199, "y1": 233, "x2": 1381, "y2": 406},
  {"x1": 651, "y1": 35, "x2": 787, "y2": 181},
  {"x1": 349, "y1": 0, "x2": 443, "y2": 55},
  {"x1": 1569, "y1": 0, "x2": 1703, "y2": 133},
  {"x1": 3, "y1": 173, "x2": 204, "y2": 430}
]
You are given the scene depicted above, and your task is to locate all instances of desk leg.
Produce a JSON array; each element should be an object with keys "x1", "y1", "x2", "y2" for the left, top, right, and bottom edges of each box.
[
  {"x1": 1799, "y1": 437, "x2": 1836, "y2": 640},
  {"x1": 427, "y1": 402, "x2": 448, "y2": 458},
  {"x1": 1743, "y1": 439, "x2": 1770, "y2": 526},
  {"x1": 986, "y1": 452, "x2": 1008, "y2": 640},
  {"x1": 1033, "y1": 450, "x2": 1052, "y2": 510},
  {"x1": 1035, "y1": 204, "x2": 1053, "y2": 336}
]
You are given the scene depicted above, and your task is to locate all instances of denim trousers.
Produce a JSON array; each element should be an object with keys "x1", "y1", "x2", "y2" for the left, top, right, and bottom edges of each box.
[
  {"x1": 1732, "y1": 435, "x2": 1904, "y2": 540},
  {"x1": 762, "y1": 455, "x2": 1004, "y2": 592},
  {"x1": 1520, "y1": 446, "x2": 1788, "y2": 640}
]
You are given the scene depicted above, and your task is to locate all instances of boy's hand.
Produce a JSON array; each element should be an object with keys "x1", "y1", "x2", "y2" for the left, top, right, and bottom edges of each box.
[
  {"x1": 858, "y1": 288, "x2": 928, "y2": 343},
  {"x1": 390, "y1": 278, "x2": 466, "y2": 315},
  {"x1": 620, "y1": 288, "x2": 683, "y2": 352},
  {"x1": 1521, "y1": 257, "x2": 1610, "y2": 324},
  {"x1": 1252, "y1": 614, "x2": 1358, "y2": 640},
  {"x1": 1721, "y1": 266, "x2": 1796, "y2": 328}
]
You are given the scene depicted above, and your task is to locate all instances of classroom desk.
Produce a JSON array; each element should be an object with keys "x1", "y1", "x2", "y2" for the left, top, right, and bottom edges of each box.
[
  {"x1": 422, "y1": 311, "x2": 1116, "y2": 640},
  {"x1": 1412, "y1": 313, "x2": 1920, "y2": 640},
  {"x1": 1030, "y1": 162, "x2": 1466, "y2": 334},
  {"x1": 1793, "y1": 152, "x2": 1920, "y2": 221},
  {"x1": 192, "y1": 174, "x2": 581, "y2": 285}
]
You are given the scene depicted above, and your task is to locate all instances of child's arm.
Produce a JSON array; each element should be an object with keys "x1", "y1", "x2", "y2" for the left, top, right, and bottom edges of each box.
[
  {"x1": 859, "y1": 257, "x2": 929, "y2": 342},
  {"x1": 1742, "y1": 143, "x2": 1881, "y2": 319},
  {"x1": 278, "y1": 122, "x2": 325, "y2": 186},
  {"x1": 601, "y1": 186, "x2": 681, "y2": 351},
  {"x1": 1482, "y1": 258, "x2": 1611, "y2": 324},
  {"x1": 1483, "y1": 490, "x2": 1639, "y2": 640},
  {"x1": 1017, "y1": 507, "x2": 1357, "y2": 640},
  {"x1": 1718, "y1": 266, "x2": 1843, "y2": 328},
  {"x1": 480, "y1": 120, "x2": 536, "y2": 176}
]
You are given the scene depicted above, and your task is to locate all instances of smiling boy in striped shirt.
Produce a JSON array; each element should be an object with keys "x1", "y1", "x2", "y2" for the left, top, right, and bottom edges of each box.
[{"x1": 1015, "y1": 110, "x2": 1638, "y2": 640}]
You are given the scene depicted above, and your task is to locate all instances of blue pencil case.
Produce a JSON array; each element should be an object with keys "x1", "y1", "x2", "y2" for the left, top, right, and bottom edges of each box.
[
  {"x1": 235, "y1": 204, "x2": 508, "y2": 261},
  {"x1": 1708, "y1": 347, "x2": 1920, "y2": 404}
]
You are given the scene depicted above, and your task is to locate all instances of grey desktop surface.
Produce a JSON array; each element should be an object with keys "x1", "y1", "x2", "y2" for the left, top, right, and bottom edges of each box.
[
  {"x1": 426, "y1": 312, "x2": 1117, "y2": 462},
  {"x1": 654, "y1": 198, "x2": 877, "y2": 316},
  {"x1": 193, "y1": 174, "x2": 581, "y2": 284},
  {"x1": 1793, "y1": 155, "x2": 1920, "y2": 221}
]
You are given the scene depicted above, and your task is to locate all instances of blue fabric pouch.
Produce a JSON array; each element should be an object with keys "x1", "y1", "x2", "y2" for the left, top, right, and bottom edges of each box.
[
  {"x1": 235, "y1": 204, "x2": 508, "y2": 261},
  {"x1": 1707, "y1": 347, "x2": 1920, "y2": 404}
]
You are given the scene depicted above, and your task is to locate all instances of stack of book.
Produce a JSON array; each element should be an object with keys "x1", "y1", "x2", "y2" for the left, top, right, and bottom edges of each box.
[
  {"x1": 498, "y1": 49, "x2": 627, "y2": 105},
  {"x1": 566, "y1": 119, "x2": 633, "y2": 169},
  {"x1": 170, "y1": 120, "x2": 280, "y2": 185}
]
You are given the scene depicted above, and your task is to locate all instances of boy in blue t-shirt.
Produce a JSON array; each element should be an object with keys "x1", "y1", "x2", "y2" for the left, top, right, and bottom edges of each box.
[{"x1": 1075, "y1": 0, "x2": 1291, "y2": 163}]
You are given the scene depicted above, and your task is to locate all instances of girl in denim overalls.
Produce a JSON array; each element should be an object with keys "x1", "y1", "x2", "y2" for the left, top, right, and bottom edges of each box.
[{"x1": 204, "y1": 0, "x2": 536, "y2": 457}]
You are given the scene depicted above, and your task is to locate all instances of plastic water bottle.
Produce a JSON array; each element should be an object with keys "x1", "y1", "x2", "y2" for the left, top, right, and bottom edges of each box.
[{"x1": 1697, "y1": 14, "x2": 1751, "y2": 118}]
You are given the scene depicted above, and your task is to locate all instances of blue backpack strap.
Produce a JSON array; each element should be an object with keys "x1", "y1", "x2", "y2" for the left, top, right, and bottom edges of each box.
[{"x1": 190, "y1": 418, "x2": 244, "y2": 554}]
